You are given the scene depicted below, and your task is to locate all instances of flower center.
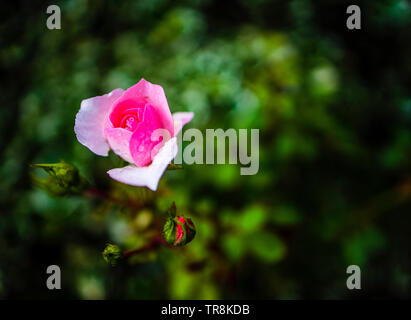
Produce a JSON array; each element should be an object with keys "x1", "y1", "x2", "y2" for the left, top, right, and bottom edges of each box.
[{"x1": 120, "y1": 115, "x2": 139, "y2": 131}]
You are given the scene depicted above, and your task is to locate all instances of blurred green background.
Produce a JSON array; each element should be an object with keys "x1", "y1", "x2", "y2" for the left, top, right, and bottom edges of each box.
[{"x1": 1, "y1": 0, "x2": 411, "y2": 299}]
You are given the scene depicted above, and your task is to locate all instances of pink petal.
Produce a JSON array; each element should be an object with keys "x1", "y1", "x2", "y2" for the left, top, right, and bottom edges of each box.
[
  {"x1": 129, "y1": 104, "x2": 168, "y2": 167},
  {"x1": 108, "y1": 101, "x2": 144, "y2": 128},
  {"x1": 104, "y1": 127, "x2": 134, "y2": 163},
  {"x1": 74, "y1": 88, "x2": 124, "y2": 156},
  {"x1": 173, "y1": 112, "x2": 194, "y2": 136},
  {"x1": 107, "y1": 137, "x2": 178, "y2": 191},
  {"x1": 109, "y1": 79, "x2": 174, "y2": 137}
]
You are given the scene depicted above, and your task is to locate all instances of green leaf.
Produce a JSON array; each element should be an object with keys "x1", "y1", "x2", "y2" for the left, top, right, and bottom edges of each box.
[
  {"x1": 248, "y1": 232, "x2": 286, "y2": 263},
  {"x1": 237, "y1": 205, "x2": 266, "y2": 232},
  {"x1": 222, "y1": 234, "x2": 244, "y2": 261}
]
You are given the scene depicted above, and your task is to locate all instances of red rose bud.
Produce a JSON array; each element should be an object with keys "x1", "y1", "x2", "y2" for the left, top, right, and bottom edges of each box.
[{"x1": 163, "y1": 216, "x2": 196, "y2": 246}]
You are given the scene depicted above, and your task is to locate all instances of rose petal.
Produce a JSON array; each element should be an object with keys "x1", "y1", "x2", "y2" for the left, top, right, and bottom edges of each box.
[
  {"x1": 109, "y1": 79, "x2": 174, "y2": 137},
  {"x1": 107, "y1": 137, "x2": 178, "y2": 191},
  {"x1": 129, "y1": 104, "x2": 166, "y2": 167},
  {"x1": 108, "y1": 101, "x2": 144, "y2": 128},
  {"x1": 104, "y1": 127, "x2": 134, "y2": 163},
  {"x1": 74, "y1": 88, "x2": 124, "y2": 156},
  {"x1": 173, "y1": 112, "x2": 194, "y2": 136}
]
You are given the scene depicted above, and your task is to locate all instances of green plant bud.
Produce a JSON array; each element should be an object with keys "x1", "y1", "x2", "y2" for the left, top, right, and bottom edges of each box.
[
  {"x1": 30, "y1": 160, "x2": 89, "y2": 196},
  {"x1": 163, "y1": 216, "x2": 196, "y2": 246},
  {"x1": 102, "y1": 244, "x2": 123, "y2": 266}
]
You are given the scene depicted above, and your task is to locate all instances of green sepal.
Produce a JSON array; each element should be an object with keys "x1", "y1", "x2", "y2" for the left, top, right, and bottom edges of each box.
[
  {"x1": 163, "y1": 218, "x2": 177, "y2": 245},
  {"x1": 167, "y1": 202, "x2": 177, "y2": 218},
  {"x1": 167, "y1": 163, "x2": 183, "y2": 170},
  {"x1": 185, "y1": 218, "x2": 196, "y2": 244}
]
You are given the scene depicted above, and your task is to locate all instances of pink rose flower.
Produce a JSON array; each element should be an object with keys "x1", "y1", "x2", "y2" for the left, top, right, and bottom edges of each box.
[{"x1": 74, "y1": 79, "x2": 193, "y2": 191}]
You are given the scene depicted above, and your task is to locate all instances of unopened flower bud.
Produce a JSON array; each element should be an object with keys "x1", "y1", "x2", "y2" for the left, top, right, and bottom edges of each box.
[
  {"x1": 30, "y1": 160, "x2": 89, "y2": 196},
  {"x1": 163, "y1": 216, "x2": 196, "y2": 246},
  {"x1": 102, "y1": 244, "x2": 123, "y2": 266}
]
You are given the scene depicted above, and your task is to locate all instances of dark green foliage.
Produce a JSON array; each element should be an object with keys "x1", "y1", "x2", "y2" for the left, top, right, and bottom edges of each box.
[{"x1": 1, "y1": 0, "x2": 410, "y2": 299}]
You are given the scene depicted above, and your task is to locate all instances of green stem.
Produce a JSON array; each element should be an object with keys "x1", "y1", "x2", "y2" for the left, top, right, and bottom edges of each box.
[
  {"x1": 122, "y1": 235, "x2": 168, "y2": 259},
  {"x1": 84, "y1": 186, "x2": 144, "y2": 209}
]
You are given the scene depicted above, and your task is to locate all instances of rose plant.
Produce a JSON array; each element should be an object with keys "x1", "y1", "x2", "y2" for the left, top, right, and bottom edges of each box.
[
  {"x1": 74, "y1": 79, "x2": 193, "y2": 191},
  {"x1": 31, "y1": 80, "x2": 197, "y2": 264}
]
